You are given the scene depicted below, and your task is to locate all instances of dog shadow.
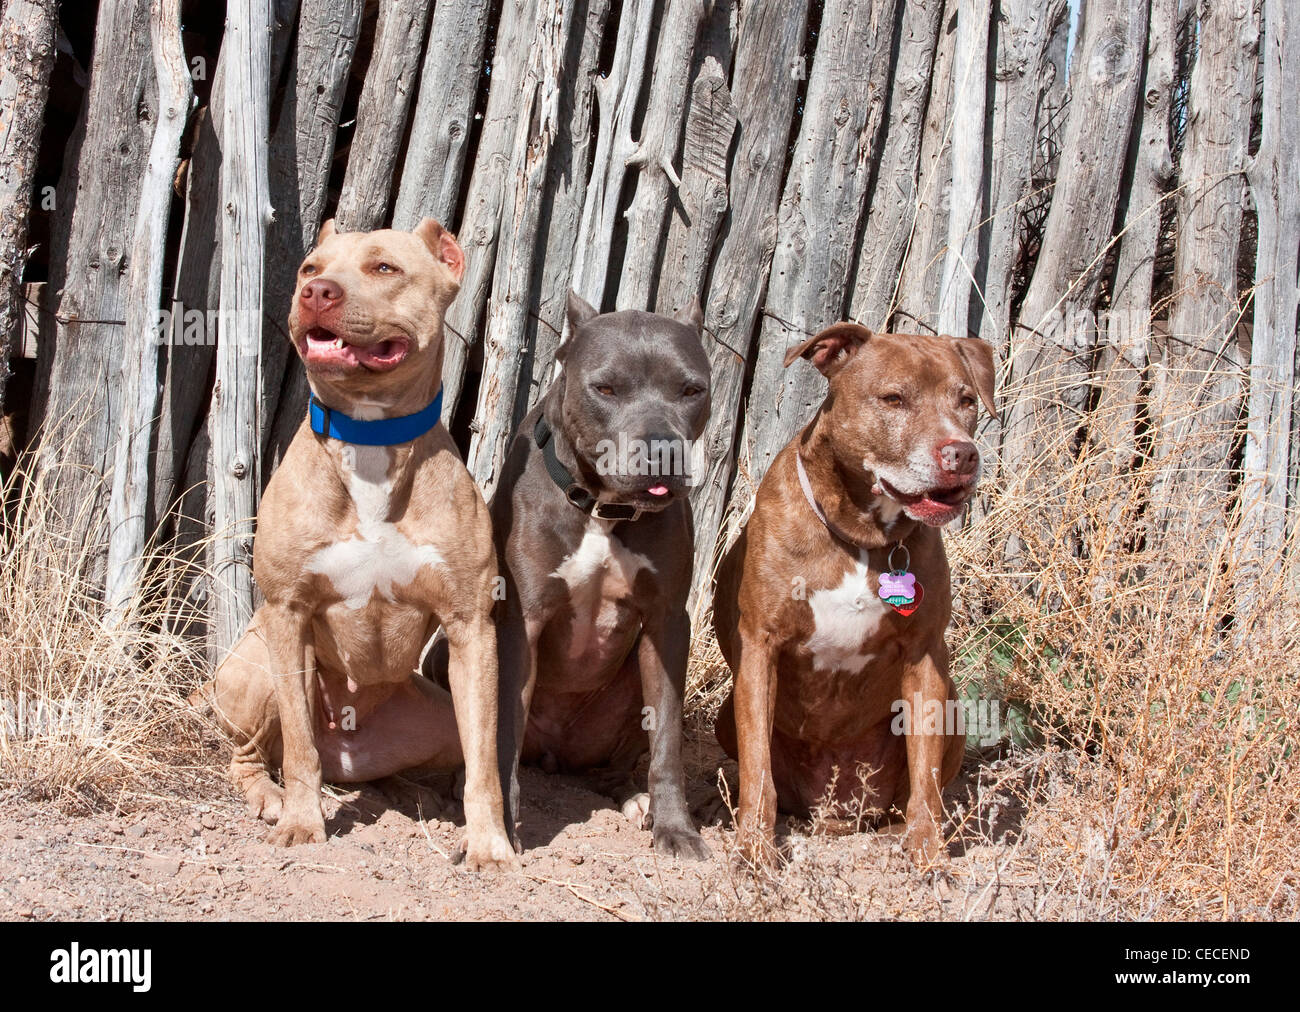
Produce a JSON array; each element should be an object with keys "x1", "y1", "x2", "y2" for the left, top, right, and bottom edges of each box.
[{"x1": 325, "y1": 771, "x2": 462, "y2": 839}]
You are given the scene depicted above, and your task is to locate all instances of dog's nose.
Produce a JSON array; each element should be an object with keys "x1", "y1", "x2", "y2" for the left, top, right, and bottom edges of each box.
[
  {"x1": 299, "y1": 278, "x2": 343, "y2": 312},
  {"x1": 935, "y1": 438, "x2": 979, "y2": 476}
]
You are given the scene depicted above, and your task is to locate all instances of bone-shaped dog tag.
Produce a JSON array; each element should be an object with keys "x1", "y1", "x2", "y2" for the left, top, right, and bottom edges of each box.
[{"x1": 879, "y1": 543, "x2": 922, "y2": 616}]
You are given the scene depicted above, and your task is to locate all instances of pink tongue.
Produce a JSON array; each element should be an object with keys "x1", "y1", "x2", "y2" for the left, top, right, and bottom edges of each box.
[{"x1": 648, "y1": 485, "x2": 669, "y2": 496}]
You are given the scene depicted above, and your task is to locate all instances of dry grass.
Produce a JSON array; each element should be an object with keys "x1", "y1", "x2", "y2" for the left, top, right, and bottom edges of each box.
[
  {"x1": 942, "y1": 378, "x2": 1300, "y2": 919},
  {"x1": 0, "y1": 452, "x2": 216, "y2": 813}
]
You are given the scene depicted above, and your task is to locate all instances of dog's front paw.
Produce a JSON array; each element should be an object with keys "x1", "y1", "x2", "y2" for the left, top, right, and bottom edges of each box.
[
  {"x1": 901, "y1": 818, "x2": 947, "y2": 868},
  {"x1": 266, "y1": 811, "x2": 326, "y2": 847},
  {"x1": 653, "y1": 822, "x2": 711, "y2": 861},
  {"x1": 459, "y1": 831, "x2": 521, "y2": 873},
  {"x1": 735, "y1": 827, "x2": 781, "y2": 870},
  {"x1": 245, "y1": 779, "x2": 284, "y2": 825}
]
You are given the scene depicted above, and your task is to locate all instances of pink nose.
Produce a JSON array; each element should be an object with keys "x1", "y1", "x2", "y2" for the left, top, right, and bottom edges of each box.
[
  {"x1": 935, "y1": 438, "x2": 979, "y2": 476},
  {"x1": 299, "y1": 278, "x2": 343, "y2": 312}
]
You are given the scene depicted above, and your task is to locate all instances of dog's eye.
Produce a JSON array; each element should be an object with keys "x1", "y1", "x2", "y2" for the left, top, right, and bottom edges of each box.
[
  {"x1": 682, "y1": 384, "x2": 704, "y2": 397},
  {"x1": 960, "y1": 394, "x2": 977, "y2": 409},
  {"x1": 593, "y1": 383, "x2": 616, "y2": 397},
  {"x1": 300, "y1": 263, "x2": 317, "y2": 276},
  {"x1": 375, "y1": 262, "x2": 399, "y2": 274},
  {"x1": 880, "y1": 393, "x2": 905, "y2": 407}
]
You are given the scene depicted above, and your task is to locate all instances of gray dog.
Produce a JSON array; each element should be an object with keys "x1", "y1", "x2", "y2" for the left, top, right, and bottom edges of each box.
[{"x1": 492, "y1": 292, "x2": 712, "y2": 859}]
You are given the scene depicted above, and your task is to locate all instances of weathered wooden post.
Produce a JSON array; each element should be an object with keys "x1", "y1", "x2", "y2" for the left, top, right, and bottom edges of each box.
[
  {"x1": 466, "y1": 0, "x2": 574, "y2": 497},
  {"x1": 521, "y1": 0, "x2": 614, "y2": 417},
  {"x1": 1241, "y1": 0, "x2": 1299, "y2": 563},
  {"x1": 568, "y1": 0, "x2": 654, "y2": 315},
  {"x1": 390, "y1": 0, "x2": 491, "y2": 231},
  {"x1": 893, "y1": 4, "x2": 958, "y2": 332},
  {"x1": 30, "y1": 0, "x2": 152, "y2": 581},
  {"x1": 1001, "y1": 0, "x2": 1149, "y2": 483},
  {"x1": 654, "y1": 53, "x2": 737, "y2": 319},
  {"x1": 334, "y1": 0, "x2": 433, "y2": 232},
  {"x1": 685, "y1": 0, "x2": 811, "y2": 606},
  {"x1": 260, "y1": 0, "x2": 363, "y2": 469},
  {"x1": 0, "y1": 0, "x2": 57, "y2": 417},
  {"x1": 849, "y1": 0, "x2": 946, "y2": 331},
  {"x1": 738, "y1": 0, "x2": 900, "y2": 489},
  {"x1": 106, "y1": 0, "x2": 194, "y2": 614},
  {"x1": 212, "y1": 0, "x2": 273, "y2": 655},
  {"x1": 1092, "y1": 0, "x2": 1176, "y2": 570},
  {"x1": 438, "y1": 0, "x2": 541, "y2": 421},
  {"x1": 1148, "y1": 0, "x2": 1259, "y2": 544},
  {"x1": 616, "y1": 0, "x2": 709, "y2": 312},
  {"x1": 976, "y1": 0, "x2": 1068, "y2": 349},
  {"x1": 936, "y1": 0, "x2": 989, "y2": 339}
]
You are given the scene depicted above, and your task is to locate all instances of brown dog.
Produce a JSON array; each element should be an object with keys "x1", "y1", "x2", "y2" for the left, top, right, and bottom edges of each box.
[
  {"x1": 201, "y1": 219, "x2": 516, "y2": 871},
  {"x1": 713, "y1": 323, "x2": 996, "y2": 864}
]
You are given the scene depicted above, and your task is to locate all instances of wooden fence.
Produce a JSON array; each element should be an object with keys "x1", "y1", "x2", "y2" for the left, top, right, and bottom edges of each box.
[{"x1": 0, "y1": 0, "x2": 1295, "y2": 652}]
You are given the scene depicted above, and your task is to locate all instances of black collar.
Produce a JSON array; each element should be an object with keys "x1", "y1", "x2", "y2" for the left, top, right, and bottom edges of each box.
[{"x1": 533, "y1": 414, "x2": 646, "y2": 522}]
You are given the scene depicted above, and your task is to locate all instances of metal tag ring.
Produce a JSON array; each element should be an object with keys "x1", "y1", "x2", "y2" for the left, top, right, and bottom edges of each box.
[{"x1": 887, "y1": 542, "x2": 910, "y2": 574}]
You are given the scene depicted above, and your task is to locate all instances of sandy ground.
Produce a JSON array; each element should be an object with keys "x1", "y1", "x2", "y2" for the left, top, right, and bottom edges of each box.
[{"x1": 0, "y1": 727, "x2": 1038, "y2": 921}]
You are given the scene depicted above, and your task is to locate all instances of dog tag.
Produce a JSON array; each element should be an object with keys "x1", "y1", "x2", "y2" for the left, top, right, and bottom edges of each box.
[{"x1": 879, "y1": 543, "x2": 922, "y2": 616}]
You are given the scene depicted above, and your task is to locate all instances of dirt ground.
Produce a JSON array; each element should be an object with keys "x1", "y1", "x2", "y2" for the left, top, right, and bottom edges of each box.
[{"x1": 0, "y1": 722, "x2": 1055, "y2": 922}]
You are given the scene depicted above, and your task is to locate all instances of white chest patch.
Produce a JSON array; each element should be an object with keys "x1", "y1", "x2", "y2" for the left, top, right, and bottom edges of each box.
[
  {"x1": 553, "y1": 519, "x2": 655, "y2": 599},
  {"x1": 804, "y1": 549, "x2": 887, "y2": 673},
  {"x1": 551, "y1": 520, "x2": 655, "y2": 659},
  {"x1": 305, "y1": 445, "x2": 443, "y2": 609}
]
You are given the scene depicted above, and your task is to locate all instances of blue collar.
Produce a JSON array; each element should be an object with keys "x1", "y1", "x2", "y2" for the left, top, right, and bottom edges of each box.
[{"x1": 308, "y1": 387, "x2": 444, "y2": 446}]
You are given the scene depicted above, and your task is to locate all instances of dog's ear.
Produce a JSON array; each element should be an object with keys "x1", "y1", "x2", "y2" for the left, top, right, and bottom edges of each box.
[
  {"x1": 414, "y1": 218, "x2": 465, "y2": 284},
  {"x1": 673, "y1": 295, "x2": 704, "y2": 337},
  {"x1": 567, "y1": 290, "x2": 599, "y2": 332},
  {"x1": 784, "y1": 322, "x2": 872, "y2": 377},
  {"x1": 954, "y1": 337, "x2": 997, "y2": 417},
  {"x1": 315, "y1": 218, "x2": 337, "y2": 246}
]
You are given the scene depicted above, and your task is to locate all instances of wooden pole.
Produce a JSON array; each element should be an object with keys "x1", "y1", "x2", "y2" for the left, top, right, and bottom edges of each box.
[
  {"x1": 849, "y1": 0, "x2": 946, "y2": 331},
  {"x1": 259, "y1": 0, "x2": 363, "y2": 472},
  {"x1": 685, "y1": 0, "x2": 811, "y2": 608},
  {"x1": 1241, "y1": 0, "x2": 1299, "y2": 562},
  {"x1": 1148, "y1": 0, "x2": 1260, "y2": 544},
  {"x1": 0, "y1": 0, "x2": 57, "y2": 417},
  {"x1": 654, "y1": 54, "x2": 737, "y2": 319},
  {"x1": 466, "y1": 0, "x2": 574, "y2": 497},
  {"x1": 30, "y1": 0, "x2": 153, "y2": 583},
  {"x1": 616, "y1": 0, "x2": 709, "y2": 312},
  {"x1": 936, "y1": 0, "x2": 990, "y2": 340},
  {"x1": 335, "y1": 0, "x2": 434, "y2": 231},
  {"x1": 737, "y1": 0, "x2": 901, "y2": 490},
  {"x1": 212, "y1": 0, "x2": 273, "y2": 655},
  {"x1": 568, "y1": 0, "x2": 655, "y2": 316},
  {"x1": 1002, "y1": 0, "x2": 1149, "y2": 480},
  {"x1": 390, "y1": 0, "x2": 491, "y2": 230},
  {"x1": 106, "y1": 0, "x2": 194, "y2": 614},
  {"x1": 520, "y1": 0, "x2": 614, "y2": 418},
  {"x1": 439, "y1": 0, "x2": 541, "y2": 421}
]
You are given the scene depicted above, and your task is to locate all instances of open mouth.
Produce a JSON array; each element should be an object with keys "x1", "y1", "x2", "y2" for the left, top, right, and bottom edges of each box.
[
  {"x1": 878, "y1": 477, "x2": 973, "y2": 526},
  {"x1": 301, "y1": 327, "x2": 410, "y2": 372}
]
